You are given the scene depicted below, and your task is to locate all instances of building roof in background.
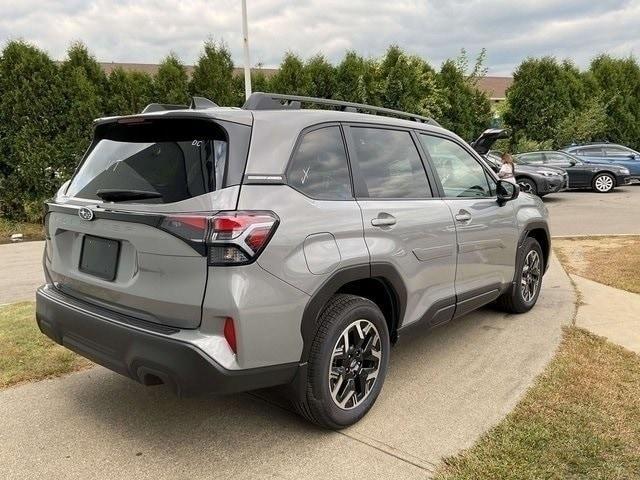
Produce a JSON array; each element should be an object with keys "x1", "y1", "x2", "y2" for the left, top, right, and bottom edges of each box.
[
  {"x1": 97, "y1": 62, "x2": 511, "y2": 100},
  {"x1": 476, "y1": 76, "x2": 512, "y2": 100}
]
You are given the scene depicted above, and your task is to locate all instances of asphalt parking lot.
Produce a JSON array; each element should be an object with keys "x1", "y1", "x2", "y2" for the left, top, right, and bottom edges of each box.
[
  {"x1": 1, "y1": 186, "x2": 638, "y2": 479},
  {"x1": 544, "y1": 184, "x2": 640, "y2": 236}
]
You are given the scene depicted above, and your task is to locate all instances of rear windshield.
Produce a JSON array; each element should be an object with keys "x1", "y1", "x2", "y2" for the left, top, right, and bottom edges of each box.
[{"x1": 66, "y1": 118, "x2": 238, "y2": 203}]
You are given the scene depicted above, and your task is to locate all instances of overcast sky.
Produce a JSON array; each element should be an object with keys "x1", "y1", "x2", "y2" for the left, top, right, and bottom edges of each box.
[{"x1": 2, "y1": 0, "x2": 639, "y2": 75}]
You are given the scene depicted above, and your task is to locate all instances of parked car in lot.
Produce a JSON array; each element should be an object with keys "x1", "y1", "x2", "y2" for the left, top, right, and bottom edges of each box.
[
  {"x1": 563, "y1": 143, "x2": 640, "y2": 182},
  {"x1": 36, "y1": 94, "x2": 550, "y2": 429},
  {"x1": 470, "y1": 129, "x2": 567, "y2": 197},
  {"x1": 515, "y1": 150, "x2": 631, "y2": 193}
]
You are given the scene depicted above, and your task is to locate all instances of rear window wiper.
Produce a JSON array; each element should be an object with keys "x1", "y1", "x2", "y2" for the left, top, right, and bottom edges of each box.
[{"x1": 96, "y1": 189, "x2": 163, "y2": 202}]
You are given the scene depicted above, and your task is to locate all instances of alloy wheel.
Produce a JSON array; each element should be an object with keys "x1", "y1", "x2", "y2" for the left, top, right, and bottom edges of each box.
[
  {"x1": 328, "y1": 319, "x2": 382, "y2": 410},
  {"x1": 594, "y1": 175, "x2": 614, "y2": 192},
  {"x1": 521, "y1": 250, "x2": 541, "y2": 303}
]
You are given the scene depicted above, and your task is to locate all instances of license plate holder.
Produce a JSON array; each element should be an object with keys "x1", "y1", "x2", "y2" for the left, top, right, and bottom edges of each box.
[{"x1": 79, "y1": 235, "x2": 120, "y2": 281}]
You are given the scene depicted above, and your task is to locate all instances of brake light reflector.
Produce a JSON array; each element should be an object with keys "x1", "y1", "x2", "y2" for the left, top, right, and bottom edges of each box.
[{"x1": 224, "y1": 317, "x2": 237, "y2": 353}]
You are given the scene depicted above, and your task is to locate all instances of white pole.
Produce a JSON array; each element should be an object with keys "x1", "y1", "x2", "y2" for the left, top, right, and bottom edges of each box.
[{"x1": 241, "y1": 0, "x2": 252, "y2": 100}]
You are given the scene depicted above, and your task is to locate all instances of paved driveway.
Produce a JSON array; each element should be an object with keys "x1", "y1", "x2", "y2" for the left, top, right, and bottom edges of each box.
[
  {"x1": 0, "y1": 241, "x2": 44, "y2": 305},
  {"x1": 0, "y1": 254, "x2": 573, "y2": 479},
  {"x1": 544, "y1": 184, "x2": 640, "y2": 236}
]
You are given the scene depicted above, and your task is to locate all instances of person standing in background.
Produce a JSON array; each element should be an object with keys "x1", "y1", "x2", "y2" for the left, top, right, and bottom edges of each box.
[{"x1": 498, "y1": 153, "x2": 517, "y2": 184}]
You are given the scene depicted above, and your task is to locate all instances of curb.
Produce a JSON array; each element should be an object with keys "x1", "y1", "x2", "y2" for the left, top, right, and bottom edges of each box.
[{"x1": 552, "y1": 233, "x2": 640, "y2": 239}]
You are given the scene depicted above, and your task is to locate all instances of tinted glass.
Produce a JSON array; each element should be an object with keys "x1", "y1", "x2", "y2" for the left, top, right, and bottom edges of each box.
[
  {"x1": 576, "y1": 147, "x2": 603, "y2": 156},
  {"x1": 420, "y1": 134, "x2": 492, "y2": 198},
  {"x1": 604, "y1": 146, "x2": 632, "y2": 156},
  {"x1": 518, "y1": 153, "x2": 544, "y2": 165},
  {"x1": 287, "y1": 126, "x2": 352, "y2": 200},
  {"x1": 350, "y1": 127, "x2": 431, "y2": 198},
  {"x1": 67, "y1": 138, "x2": 227, "y2": 203},
  {"x1": 545, "y1": 152, "x2": 572, "y2": 166}
]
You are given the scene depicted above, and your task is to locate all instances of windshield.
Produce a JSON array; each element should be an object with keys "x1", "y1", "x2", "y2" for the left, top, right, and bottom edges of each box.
[{"x1": 66, "y1": 119, "x2": 228, "y2": 203}]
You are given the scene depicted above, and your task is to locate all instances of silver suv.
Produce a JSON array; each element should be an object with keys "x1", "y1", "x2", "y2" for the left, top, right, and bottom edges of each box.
[{"x1": 36, "y1": 93, "x2": 550, "y2": 429}]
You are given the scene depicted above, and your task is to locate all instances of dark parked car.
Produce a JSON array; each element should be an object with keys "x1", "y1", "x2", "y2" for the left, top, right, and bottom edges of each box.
[
  {"x1": 515, "y1": 150, "x2": 631, "y2": 193},
  {"x1": 471, "y1": 129, "x2": 567, "y2": 197},
  {"x1": 563, "y1": 143, "x2": 640, "y2": 182}
]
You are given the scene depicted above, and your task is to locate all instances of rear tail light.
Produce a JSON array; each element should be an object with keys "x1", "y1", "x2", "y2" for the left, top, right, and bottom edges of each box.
[{"x1": 160, "y1": 211, "x2": 279, "y2": 266}]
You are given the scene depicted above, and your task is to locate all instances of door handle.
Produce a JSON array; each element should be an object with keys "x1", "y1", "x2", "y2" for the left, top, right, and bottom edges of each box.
[
  {"x1": 371, "y1": 213, "x2": 396, "y2": 227},
  {"x1": 455, "y1": 210, "x2": 472, "y2": 223}
]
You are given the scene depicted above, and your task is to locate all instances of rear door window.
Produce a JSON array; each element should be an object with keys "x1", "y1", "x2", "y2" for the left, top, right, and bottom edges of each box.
[
  {"x1": 287, "y1": 126, "x2": 352, "y2": 200},
  {"x1": 348, "y1": 127, "x2": 432, "y2": 198},
  {"x1": 576, "y1": 147, "x2": 603, "y2": 156},
  {"x1": 66, "y1": 119, "x2": 236, "y2": 203}
]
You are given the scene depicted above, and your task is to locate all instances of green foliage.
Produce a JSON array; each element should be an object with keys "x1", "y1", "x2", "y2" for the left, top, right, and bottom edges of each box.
[
  {"x1": 0, "y1": 41, "x2": 66, "y2": 219},
  {"x1": 555, "y1": 96, "x2": 608, "y2": 148},
  {"x1": 334, "y1": 51, "x2": 379, "y2": 104},
  {"x1": 190, "y1": 40, "x2": 237, "y2": 106},
  {"x1": 269, "y1": 52, "x2": 309, "y2": 95},
  {"x1": 154, "y1": 53, "x2": 189, "y2": 105},
  {"x1": 588, "y1": 55, "x2": 640, "y2": 150},
  {"x1": 106, "y1": 68, "x2": 154, "y2": 115},
  {"x1": 305, "y1": 54, "x2": 336, "y2": 99},
  {"x1": 503, "y1": 57, "x2": 588, "y2": 146},
  {"x1": 437, "y1": 54, "x2": 492, "y2": 141}
]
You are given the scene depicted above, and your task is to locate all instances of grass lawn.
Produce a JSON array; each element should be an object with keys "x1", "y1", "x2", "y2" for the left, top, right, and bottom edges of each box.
[
  {"x1": 435, "y1": 327, "x2": 640, "y2": 479},
  {"x1": 0, "y1": 302, "x2": 91, "y2": 388},
  {"x1": 554, "y1": 236, "x2": 640, "y2": 294},
  {"x1": 0, "y1": 217, "x2": 44, "y2": 244}
]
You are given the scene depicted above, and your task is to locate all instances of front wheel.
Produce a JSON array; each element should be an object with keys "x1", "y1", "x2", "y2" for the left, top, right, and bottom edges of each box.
[
  {"x1": 496, "y1": 237, "x2": 543, "y2": 313},
  {"x1": 295, "y1": 294, "x2": 390, "y2": 429},
  {"x1": 517, "y1": 177, "x2": 538, "y2": 196},
  {"x1": 592, "y1": 173, "x2": 615, "y2": 193}
]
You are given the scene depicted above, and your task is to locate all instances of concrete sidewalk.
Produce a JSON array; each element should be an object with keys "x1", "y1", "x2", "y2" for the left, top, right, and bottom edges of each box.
[
  {"x1": 572, "y1": 274, "x2": 640, "y2": 353},
  {"x1": 0, "y1": 254, "x2": 574, "y2": 480},
  {"x1": 0, "y1": 241, "x2": 44, "y2": 305}
]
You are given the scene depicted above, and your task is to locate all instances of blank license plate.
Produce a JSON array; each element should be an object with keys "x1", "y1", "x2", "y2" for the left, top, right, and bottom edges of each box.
[{"x1": 79, "y1": 235, "x2": 120, "y2": 281}]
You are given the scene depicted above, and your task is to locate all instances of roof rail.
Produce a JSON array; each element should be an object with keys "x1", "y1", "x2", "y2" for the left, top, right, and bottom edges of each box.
[
  {"x1": 242, "y1": 92, "x2": 440, "y2": 126},
  {"x1": 140, "y1": 96, "x2": 219, "y2": 114}
]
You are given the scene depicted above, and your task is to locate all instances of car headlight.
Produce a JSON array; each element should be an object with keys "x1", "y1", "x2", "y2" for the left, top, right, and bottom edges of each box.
[
  {"x1": 620, "y1": 168, "x2": 630, "y2": 175},
  {"x1": 536, "y1": 170, "x2": 560, "y2": 177}
]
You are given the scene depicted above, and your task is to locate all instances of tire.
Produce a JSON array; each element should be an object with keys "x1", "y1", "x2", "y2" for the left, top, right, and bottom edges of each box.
[
  {"x1": 592, "y1": 173, "x2": 615, "y2": 193},
  {"x1": 517, "y1": 177, "x2": 538, "y2": 196},
  {"x1": 496, "y1": 237, "x2": 544, "y2": 314},
  {"x1": 294, "y1": 294, "x2": 390, "y2": 429}
]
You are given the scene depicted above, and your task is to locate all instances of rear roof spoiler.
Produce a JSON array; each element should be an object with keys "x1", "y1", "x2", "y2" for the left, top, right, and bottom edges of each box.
[{"x1": 141, "y1": 96, "x2": 219, "y2": 114}]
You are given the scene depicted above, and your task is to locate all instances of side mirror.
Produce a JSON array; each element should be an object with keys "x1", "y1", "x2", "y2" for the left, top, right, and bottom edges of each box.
[
  {"x1": 569, "y1": 159, "x2": 577, "y2": 166},
  {"x1": 497, "y1": 180, "x2": 519, "y2": 204}
]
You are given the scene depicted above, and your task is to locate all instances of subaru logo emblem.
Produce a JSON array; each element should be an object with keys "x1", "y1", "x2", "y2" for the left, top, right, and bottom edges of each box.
[{"x1": 78, "y1": 207, "x2": 94, "y2": 221}]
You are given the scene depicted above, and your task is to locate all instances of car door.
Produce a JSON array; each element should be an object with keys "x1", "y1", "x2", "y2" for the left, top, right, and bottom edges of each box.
[
  {"x1": 344, "y1": 124, "x2": 458, "y2": 328},
  {"x1": 604, "y1": 146, "x2": 640, "y2": 176},
  {"x1": 544, "y1": 151, "x2": 587, "y2": 187},
  {"x1": 418, "y1": 133, "x2": 518, "y2": 315}
]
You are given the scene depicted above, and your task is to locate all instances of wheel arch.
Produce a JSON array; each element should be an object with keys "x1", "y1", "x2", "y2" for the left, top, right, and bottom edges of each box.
[
  {"x1": 298, "y1": 263, "x2": 407, "y2": 364},
  {"x1": 519, "y1": 222, "x2": 550, "y2": 273}
]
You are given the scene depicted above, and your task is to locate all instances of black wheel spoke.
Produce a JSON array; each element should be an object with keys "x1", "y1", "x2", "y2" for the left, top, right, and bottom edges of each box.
[{"x1": 329, "y1": 319, "x2": 382, "y2": 410}]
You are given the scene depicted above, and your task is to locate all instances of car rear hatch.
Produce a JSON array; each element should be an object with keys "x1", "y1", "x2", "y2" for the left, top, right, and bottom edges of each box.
[
  {"x1": 44, "y1": 114, "x2": 252, "y2": 329},
  {"x1": 470, "y1": 128, "x2": 509, "y2": 155}
]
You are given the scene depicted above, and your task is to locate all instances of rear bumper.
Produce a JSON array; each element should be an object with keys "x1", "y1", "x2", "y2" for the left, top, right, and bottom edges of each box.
[{"x1": 36, "y1": 285, "x2": 298, "y2": 396}]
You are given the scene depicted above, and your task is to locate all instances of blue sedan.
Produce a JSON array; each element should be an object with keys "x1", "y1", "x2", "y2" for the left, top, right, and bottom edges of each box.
[{"x1": 563, "y1": 143, "x2": 640, "y2": 181}]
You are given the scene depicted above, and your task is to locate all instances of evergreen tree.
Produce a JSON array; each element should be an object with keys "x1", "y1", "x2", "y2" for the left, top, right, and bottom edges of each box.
[
  {"x1": 503, "y1": 57, "x2": 587, "y2": 146},
  {"x1": 269, "y1": 52, "x2": 309, "y2": 95},
  {"x1": 588, "y1": 55, "x2": 640, "y2": 149},
  {"x1": 305, "y1": 54, "x2": 336, "y2": 99},
  {"x1": 154, "y1": 53, "x2": 189, "y2": 105},
  {"x1": 189, "y1": 40, "x2": 236, "y2": 106},
  {"x1": 106, "y1": 68, "x2": 154, "y2": 115},
  {"x1": 0, "y1": 41, "x2": 66, "y2": 220},
  {"x1": 335, "y1": 51, "x2": 379, "y2": 104}
]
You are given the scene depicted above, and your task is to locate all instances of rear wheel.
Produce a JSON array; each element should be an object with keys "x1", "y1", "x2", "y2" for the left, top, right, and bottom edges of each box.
[
  {"x1": 496, "y1": 237, "x2": 543, "y2": 313},
  {"x1": 517, "y1": 177, "x2": 538, "y2": 196},
  {"x1": 592, "y1": 173, "x2": 615, "y2": 193},
  {"x1": 295, "y1": 294, "x2": 390, "y2": 429}
]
